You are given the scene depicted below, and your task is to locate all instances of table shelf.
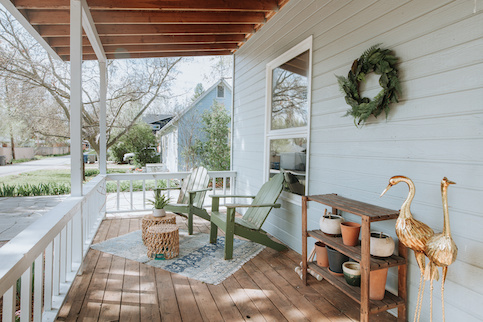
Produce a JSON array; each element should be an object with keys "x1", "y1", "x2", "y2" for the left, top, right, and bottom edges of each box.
[
  {"x1": 302, "y1": 194, "x2": 407, "y2": 322},
  {"x1": 308, "y1": 262, "x2": 406, "y2": 314}
]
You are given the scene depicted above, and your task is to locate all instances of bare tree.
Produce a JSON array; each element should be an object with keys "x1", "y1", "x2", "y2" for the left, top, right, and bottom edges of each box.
[{"x1": 0, "y1": 8, "x2": 181, "y2": 155}]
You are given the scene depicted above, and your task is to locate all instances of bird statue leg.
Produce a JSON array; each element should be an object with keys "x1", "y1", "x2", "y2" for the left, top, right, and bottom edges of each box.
[
  {"x1": 414, "y1": 252, "x2": 427, "y2": 322},
  {"x1": 442, "y1": 266, "x2": 448, "y2": 322},
  {"x1": 430, "y1": 278, "x2": 434, "y2": 322}
]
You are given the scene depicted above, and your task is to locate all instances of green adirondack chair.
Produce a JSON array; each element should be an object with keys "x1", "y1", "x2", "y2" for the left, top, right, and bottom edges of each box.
[
  {"x1": 209, "y1": 172, "x2": 287, "y2": 260},
  {"x1": 164, "y1": 167, "x2": 211, "y2": 235}
]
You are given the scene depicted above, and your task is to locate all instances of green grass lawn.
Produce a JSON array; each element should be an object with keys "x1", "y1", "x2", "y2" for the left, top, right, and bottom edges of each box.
[
  {"x1": 0, "y1": 169, "x2": 99, "y2": 186},
  {"x1": 0, "y1": 168, "x2": 168, "y2": 197}
]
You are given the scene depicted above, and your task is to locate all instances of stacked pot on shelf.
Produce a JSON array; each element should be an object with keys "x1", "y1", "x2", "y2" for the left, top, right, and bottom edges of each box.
[{"x1": 315, "y1": 209, "x2": 395, "y2": 300}]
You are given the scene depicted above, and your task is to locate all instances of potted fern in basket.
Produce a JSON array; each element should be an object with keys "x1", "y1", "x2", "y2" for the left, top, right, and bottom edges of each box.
[{"x1": 148, "y1": 188, "x2": 170, "y2": 217}]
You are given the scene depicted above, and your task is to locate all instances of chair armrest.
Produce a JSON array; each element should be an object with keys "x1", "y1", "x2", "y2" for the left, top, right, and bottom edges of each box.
[
  {"x1": 188, "y1": 188, "x2": 213, "y2": 194},
  {"x1": 225, "y1": 203, "x2": 281, "y2": 209},
  {"x1": 209, "y1": 194, "x2": 257, "y2": 199}
]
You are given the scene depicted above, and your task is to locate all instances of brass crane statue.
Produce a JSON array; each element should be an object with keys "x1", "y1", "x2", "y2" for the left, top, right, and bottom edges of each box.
[
  {"x1": 424, "y1": 177, "x2": 457, "y2": 322},
  {"x1": 381, "y1": 176, "x2": 434, "y2": 322}
]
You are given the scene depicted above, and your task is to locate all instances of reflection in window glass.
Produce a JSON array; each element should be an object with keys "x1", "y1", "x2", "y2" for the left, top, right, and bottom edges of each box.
[
  {"x1": 271, "y1": 50, "x2": 309, "y2": 130},
  {"x1": 269, "y1": 138, "x2": 306, "y2": 195}
]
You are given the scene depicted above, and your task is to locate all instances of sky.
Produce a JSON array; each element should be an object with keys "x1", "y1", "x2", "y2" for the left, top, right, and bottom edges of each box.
[{"x1": 171, "y1": 56, "x2": 233, "y2": 101}]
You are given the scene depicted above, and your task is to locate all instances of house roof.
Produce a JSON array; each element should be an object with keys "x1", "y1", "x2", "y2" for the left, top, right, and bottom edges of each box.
[
  {"x1": 142, "y1": 114, "x2": 173, "y2": 124},
  {"x1": 3, "y1": 0, "x2": 289, "y2": 61},
  {"x1": 158, "y1": 78, "x2": 232, "y2": 135}
]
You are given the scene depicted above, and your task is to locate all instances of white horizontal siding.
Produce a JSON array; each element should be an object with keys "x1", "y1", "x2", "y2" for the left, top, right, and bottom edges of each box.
[{"x1": 232, "y1": 0, "x2": 483, "y2": 320}]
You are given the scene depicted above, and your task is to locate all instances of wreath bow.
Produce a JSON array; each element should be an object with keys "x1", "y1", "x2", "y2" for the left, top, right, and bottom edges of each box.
[{"x1": 337, "y1": 45, "x2": 402, "y2": 126}]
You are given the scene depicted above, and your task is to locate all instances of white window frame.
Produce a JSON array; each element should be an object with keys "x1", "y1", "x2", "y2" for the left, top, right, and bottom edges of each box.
[
  {"x1": 217, "y1": 85, "x2": 225, "y2": 98},
  {"x1": 264, "y1": 36, "x2": 313, "y2": 205}
]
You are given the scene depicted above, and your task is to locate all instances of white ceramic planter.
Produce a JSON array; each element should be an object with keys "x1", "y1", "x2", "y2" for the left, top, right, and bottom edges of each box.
[
  {"x1": 319, "y1": 214, "x2": 344, "y2": 235},
  {"x1": 153, "y1": 208, "x2": 166, "y2": 217},
  {"x1": 370, "y1": 232, "x2": 395, "y2": 257}
]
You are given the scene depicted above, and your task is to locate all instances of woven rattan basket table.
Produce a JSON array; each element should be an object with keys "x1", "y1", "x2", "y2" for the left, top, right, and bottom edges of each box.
[
  {"x1": 145, "y1": 224, "x2": 179, "y2": 260},
  {"x1": 141, "y1": 213, "x2": 176, "y2": 244}
]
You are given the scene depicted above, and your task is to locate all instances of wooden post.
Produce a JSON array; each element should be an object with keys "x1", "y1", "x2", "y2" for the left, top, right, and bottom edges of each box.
[
  {"x1": 70, "y1": 0, "x2": 83, "y2": 197},
  {"x1": 302, "y1": 196, "x2": 308, "y2": 284},
  {"x1": 360, "y1": 216, "x2": 371, "y2": 322}
]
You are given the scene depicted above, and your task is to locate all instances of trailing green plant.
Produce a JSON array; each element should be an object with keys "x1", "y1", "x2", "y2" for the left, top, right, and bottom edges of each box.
[
  {"x1": 147, "y1": 188, "x2": 170, "y2": 209},
  {"x1": 337, "y1": 44, "x2": 402, "y2": 127}
]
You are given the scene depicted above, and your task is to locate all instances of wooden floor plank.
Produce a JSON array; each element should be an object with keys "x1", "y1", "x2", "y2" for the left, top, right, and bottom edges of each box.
[
  {"x1": 242, "y1": 260, "x2": 309, "y2": 322},
  {"x1": 77, "y1": 219, "x2": 122, "y2": 321},
  {"x1": 233, "y1": 267, "x2": 288, "y2": 322},
  {"x1": 250, "y1": 254, "x2": 331, "y2": 321},
  {"x1": 119, "y1": 219, "x2": 141, "y2": 321},
  {"x1": 222, "y1": 275, "x2": 265, "y2": 322},
  {"x1": 56, "y1": 219, "x2": 111, "y2": 321},
  {"x1": 188, "y1": 279, "x2": 224, "y2": 322},
  {"x1": 172, "y1": 273, "x2": 204, "y2": 322},
  {"x1": 259, "y1": 248, "x2": 348, "y2": 321},
  {"x1": 57, "y1": 215, "x2": 402, "y2": 322},
  {"x1": 140, "y1": 264, "x2": 162, "y2": 321},
  {"x1": 207, "y1": 283, "x2": 245, "y2": 322},
  {"x1": 155, "y1": 268, "x2": 182, "y2": 322},
  {"x1": 99, "y1": 219, "x2": 124, "y2": 321}
]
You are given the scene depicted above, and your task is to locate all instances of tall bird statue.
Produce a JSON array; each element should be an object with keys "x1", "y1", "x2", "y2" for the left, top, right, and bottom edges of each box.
[
  {"x1": 381, "y1": 176, "x2": 434, "y2": 322},
  {"x1": 424, "y1": 177, "x2": 457, "y2": 322}
]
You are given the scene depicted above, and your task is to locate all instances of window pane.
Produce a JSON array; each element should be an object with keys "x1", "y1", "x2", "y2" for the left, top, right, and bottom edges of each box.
[
  {"x1": 269, "y1": 138, "x2": 306, "y2": 195},
  {"x1": 217, "y1": 85, "x2": 224, "y2": 98},
  {"x1": 271, "y1": 50, "x2": 309, "y2": 130}
]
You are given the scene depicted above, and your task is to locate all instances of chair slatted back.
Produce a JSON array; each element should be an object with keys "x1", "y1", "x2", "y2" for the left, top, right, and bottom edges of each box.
[
  {"x1": 177, "y1": 167, "x2": 210, "y2": 208},
  {"x1": 242, "y1": 172, "x2": 284, "y2": 230}
]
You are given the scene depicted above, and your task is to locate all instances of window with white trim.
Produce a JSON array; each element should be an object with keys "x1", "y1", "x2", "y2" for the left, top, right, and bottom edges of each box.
[
  {"x1": 265, "y1": 36, "x2": 312, "y2": 197},
  {"x1": 217, "y1": 85, "x2": 225, "y2": 98}
]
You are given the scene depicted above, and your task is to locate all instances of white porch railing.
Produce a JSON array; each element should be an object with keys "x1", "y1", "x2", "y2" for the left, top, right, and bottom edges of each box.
[
  {"x1": 0, "y1": 175, "x2": 106, "y2": 322},
  {"x1": 105, "y1": 171, "x2": 237, "y2": 214}
]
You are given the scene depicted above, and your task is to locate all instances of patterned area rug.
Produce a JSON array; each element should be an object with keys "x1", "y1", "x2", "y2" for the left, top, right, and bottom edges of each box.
[{"x1": 90, "y1": 229, "x2": 265, "y2": 285}]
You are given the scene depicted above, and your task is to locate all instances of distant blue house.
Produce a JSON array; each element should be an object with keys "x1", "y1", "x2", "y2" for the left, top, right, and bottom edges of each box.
[{"x1": 159, "y1": 79, "x2": 232, "y2": 172}]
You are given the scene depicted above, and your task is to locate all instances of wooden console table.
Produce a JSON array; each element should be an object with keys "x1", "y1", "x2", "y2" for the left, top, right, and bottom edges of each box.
[{"x1": 302, "y1": 194, "x2": 407, "y2": 322}]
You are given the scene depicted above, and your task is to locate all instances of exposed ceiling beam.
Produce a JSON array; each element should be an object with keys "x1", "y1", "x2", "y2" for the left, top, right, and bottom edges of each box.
[
  {"x1": 39, "y1": 24, "x2": 255, "y2": 37},
  {"x1": 55, "y1": 43, "x2": 239, "y2": 55},
  {"x1": 0, "y1": 0, "x2": 62, "y2": 60},
  {"x1": 27, "y1": 10, "x2": 267, "y2": 25},
  {"x1": 66, "y1": 50, "x2": 233, "y2": 61},
  {"x1": 80, "y1": 0, "x2": 106, "y2": 62},
  {"x1": 14, "y1": 0, "x2": 279, "y2": 11},
  {"x1": 48, "y1": 34, "x2": 248, "y2": 47}
]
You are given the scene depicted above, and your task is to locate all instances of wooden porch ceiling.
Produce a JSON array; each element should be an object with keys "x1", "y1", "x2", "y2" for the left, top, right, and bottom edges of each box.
[{"x1": 9, "y1": 0, "x2": 289, "y2": 61}]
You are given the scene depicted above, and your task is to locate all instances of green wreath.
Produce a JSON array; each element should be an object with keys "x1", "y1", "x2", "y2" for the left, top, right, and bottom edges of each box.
[{"x1": 337, "y1": 45, "x2": 402, "y2": 126}]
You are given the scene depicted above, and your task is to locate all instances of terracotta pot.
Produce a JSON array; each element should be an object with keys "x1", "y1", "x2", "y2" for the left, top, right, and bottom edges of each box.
[
  {"x1": 370, "y1": 232, "x2": 395, "y2": 257},
  {"x1": 319, "y1": 214, "x2": 344, "y2": 235},
  {"x1": 326, "y1": 245, "x2": 349, "y2": 274},
  {"x1": 340, "y1": 222, "x2": 361, "y2": 246},
  {"x1": 153, "y1": 208, "x2": 166, "y2": 217},
  {"x1": 370, "y1": 268, "x2": 388, "y2": 300},
  {"x1": 314, "y1": 241, "x2": 329, "y2": 267},
  {"x1": 342, "y1": 262, "x2": 361, "y2": 286}
]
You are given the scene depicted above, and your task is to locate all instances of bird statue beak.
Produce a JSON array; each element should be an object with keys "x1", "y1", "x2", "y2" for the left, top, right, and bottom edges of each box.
[
  {"x1": 380, "y1": 184, "x2": 393, "y2": 197},
  {"x1": 448, "y1": 180, "x2": 456, "y2": 185}
]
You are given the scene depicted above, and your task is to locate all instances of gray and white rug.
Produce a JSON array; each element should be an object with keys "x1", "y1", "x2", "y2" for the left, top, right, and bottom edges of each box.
[{"x1": 90, "y1": 229, "x2": 265, "y2": 285}]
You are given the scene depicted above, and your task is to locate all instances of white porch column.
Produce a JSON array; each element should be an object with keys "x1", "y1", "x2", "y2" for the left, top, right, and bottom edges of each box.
[
  {"x1": 99, "y1": 61, "x2": 107, "y2": 174},
  {"x1": 70, "y1": 0, "x2": 83, "y2": 196}
]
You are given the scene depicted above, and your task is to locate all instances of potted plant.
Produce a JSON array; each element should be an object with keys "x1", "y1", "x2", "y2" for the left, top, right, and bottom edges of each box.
[{"x1": 148, "y1": 189, "x2": 170, "y2": 217}]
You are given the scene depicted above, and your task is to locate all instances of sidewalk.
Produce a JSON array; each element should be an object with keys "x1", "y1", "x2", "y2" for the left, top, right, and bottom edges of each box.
[{"x1": 0, "y1": 195, "x2": 68, "y2": 244}]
